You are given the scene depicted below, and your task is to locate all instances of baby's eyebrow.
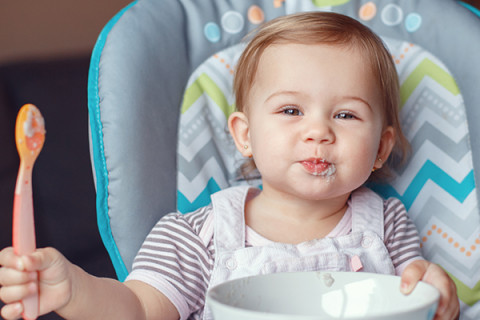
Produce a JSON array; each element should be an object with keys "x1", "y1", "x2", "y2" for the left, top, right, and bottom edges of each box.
[
  {"x1": 264, "y1": 90, "x2": 300, "y2": 103},
  {"x1": 264, "y1": 91, "x2": 373, "y2": 111},
  {"x1": 340, "y1": 96, "x2": 373, "y2": 111}
]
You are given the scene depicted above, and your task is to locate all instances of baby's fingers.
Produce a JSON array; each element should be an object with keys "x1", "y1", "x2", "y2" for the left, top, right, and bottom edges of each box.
[
  {"x1": 0, "y1": 281, "x2": 37, "y2": 304},
  {"x1": 429, "y1": 272, "x2": 459, "y2": 320},
  {"x1": 415, "y1": 262, "x2": 458, "y2": 320},
  {"x1": 0, "y1": 266, "x2": 37, "y2": 287},
  {"x1": 0, "y1": 247, "x2": 24, "y2": 270},
  {"x1": 400, "y1": 260, "x2": 428, "y2": 294},
  {"x1": 1, "y1": 301, "x2": 24, "y2": 320}
]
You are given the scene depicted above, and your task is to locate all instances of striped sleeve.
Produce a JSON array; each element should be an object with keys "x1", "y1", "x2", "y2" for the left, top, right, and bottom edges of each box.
[
  {"x1": 383, "y1": 197, "x2": 424, "y2": 275},
  {"x1": 126, "y1": 206, "x2": 215, "y2": 320}
]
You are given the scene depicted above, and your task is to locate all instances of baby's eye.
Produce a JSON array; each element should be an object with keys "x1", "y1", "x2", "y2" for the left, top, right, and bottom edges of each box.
[
  {"x1": 281, "y1": 107, "x2": 303, "y2": 116},
  {"x1": 335, "y1": 111, "x2": 357, "y2": 120}
]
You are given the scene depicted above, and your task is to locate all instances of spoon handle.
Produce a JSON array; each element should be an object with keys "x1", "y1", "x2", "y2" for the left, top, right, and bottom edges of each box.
[{"x1": 13, "y1": 162, "x2": 39, "y2": 320}]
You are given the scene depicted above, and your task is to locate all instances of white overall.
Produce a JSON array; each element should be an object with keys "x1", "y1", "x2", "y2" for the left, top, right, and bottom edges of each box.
[{"x1": 203, "y1": 186, "x2": 395, "y2": 320}]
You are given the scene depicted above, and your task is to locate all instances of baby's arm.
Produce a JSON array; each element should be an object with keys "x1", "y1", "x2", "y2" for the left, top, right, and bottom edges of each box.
[
  {"x1": 0, "y1": 247, "x2": 179, "y2": 320},
  {"x1": 401, "y1": 260, "x2": 459, "y2": 320}
]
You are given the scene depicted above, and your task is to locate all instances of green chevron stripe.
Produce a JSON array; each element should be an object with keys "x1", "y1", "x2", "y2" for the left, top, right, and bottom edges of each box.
[
  {"x1": 181, "y1": 76, "x2": 204, "y2": 114},
  {"x1": 445, "y1": 270, "x2": 480, "y2": 306},
  {"x1": 181, "y1": 72, "x2": 234, "y2": 118},
  {"x1": 312, "y1": 0, "x2": 350, "y2": 7},
  {"x1": 400, "y1": 58, "x2": 460, "y2": 108}
]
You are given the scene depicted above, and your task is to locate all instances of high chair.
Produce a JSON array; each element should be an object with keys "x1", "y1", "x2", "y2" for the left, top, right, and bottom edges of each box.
[{"x1": 88, "y1": 0, "x2": 480, "y2": 318}]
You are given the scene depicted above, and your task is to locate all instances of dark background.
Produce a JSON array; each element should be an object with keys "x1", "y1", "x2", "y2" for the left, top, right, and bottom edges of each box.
[
  {"x1": 0, "y1": 56, "x2": 117, "y2": 320},
  {"x1": 0, "y1": 1, "x2": 129, "y2": 319}
]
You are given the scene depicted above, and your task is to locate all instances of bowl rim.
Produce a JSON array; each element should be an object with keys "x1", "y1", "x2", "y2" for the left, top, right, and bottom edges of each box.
[{"x1": 206, "y1": 271, "x2": 440, "y2": 320}]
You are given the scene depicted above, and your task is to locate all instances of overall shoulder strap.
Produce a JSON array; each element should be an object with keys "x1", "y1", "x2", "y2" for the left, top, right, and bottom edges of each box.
[
  {"x1": 211, "y1": 186, "x2": 250, "y2": 253},
  {"x1": 350, "y1": 187, "x2": 385, "y2": 240}
]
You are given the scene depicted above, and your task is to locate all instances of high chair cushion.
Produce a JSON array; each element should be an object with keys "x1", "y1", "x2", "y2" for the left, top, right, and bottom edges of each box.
[
  {"x1": 89, "y1": 0, "x2": 480, "y2": 318},
  {"x1": 89, "y1": 0, "x2": 274, "y2": 281}
]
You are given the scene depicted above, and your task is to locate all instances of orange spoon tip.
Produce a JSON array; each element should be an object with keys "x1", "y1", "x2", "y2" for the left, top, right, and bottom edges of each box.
[{"x1": 15, "y1": 104, "x2": 46, "y2": 160}]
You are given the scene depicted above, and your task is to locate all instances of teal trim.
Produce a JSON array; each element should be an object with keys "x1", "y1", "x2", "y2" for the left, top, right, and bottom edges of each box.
[
  {"x1": 370, "y1": 161, "x2": 475, "y2": 210},
  {"x1": 87, "y1": 0, "x2": 138, "y2": 282},
  {"x1": 459, "y1": 1, "x2": 480, "y2": 18},
  {"x1": 177, "y1": 178, "x2": 221, "y2": 214},
  {"x1": 177, "y1": 181, "x2": 262, "y2": 214}
]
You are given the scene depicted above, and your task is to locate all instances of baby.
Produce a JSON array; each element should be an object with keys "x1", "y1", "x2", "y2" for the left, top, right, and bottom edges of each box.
[{"x1": 0, "y1": 12, "x2": 459, "y2": 320}]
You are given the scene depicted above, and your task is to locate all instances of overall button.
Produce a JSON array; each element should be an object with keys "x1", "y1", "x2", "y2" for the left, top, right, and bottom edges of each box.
[
  {"x1": 225, "y1": 257, "x2": 237, "y2": 270},
  {"x1": 361, "y1": 236, "x2": 373, "y2": 248}
]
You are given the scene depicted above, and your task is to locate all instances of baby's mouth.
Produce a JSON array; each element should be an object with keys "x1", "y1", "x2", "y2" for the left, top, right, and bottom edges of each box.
[{"x1": 301, "y1": 158, "x2": 336, "y2": 177}]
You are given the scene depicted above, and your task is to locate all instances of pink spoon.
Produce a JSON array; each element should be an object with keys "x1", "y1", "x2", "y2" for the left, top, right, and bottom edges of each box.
[{"x1": 13, "y1": 104, "x2": 45, "y2": 320}]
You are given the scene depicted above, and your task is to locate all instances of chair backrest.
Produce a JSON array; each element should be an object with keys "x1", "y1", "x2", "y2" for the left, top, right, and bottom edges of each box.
[{"x1": 88, "y1": 0, "x2": 480, "y2": 318}]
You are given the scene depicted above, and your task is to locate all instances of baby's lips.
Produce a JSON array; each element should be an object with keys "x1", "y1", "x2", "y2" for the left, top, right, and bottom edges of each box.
[{"x1": 301, "y1": 158, "x2": 331, "y2": 175}]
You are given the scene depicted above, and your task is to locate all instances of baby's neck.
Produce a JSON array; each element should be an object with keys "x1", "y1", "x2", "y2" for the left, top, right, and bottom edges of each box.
[{"x1": 244, "y1": 189, "x2": 349, "y2": 244}]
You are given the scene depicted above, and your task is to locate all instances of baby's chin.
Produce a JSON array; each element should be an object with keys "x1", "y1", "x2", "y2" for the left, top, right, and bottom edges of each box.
[{"x1": 286, "y1": 186, "x2": 348, "y2": 203}]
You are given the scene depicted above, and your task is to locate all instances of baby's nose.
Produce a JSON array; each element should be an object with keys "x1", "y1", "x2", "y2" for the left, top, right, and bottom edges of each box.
[{"x1": 302, "y1": 120, "x2": 335, "y2": 144}]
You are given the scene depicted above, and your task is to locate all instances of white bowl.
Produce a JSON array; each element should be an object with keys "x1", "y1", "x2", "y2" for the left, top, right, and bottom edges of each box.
[{"x1": 207, "y1": 271, "x2": 439, "y2": 320}]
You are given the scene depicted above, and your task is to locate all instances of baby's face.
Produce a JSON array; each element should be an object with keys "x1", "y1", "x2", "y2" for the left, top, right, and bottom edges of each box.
[{"x1": 244, "y1": 43, "x2": 393, "y2": 202}]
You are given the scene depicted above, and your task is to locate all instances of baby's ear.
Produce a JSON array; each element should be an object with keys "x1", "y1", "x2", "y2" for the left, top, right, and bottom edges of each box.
[
  {"x1": 228, "y1": 111, "x2": 252, "y2": 157},
  {"x1": 375, "y1": 126, "x2": 395, "y2": 169}
]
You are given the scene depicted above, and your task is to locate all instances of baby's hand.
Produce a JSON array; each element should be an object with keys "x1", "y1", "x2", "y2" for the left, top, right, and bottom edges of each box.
[
  {"x1": 0, "y1": 247, "x2": 73, "y2": 319},
  {"x1": 401, "y1": 260, "x2": 459, "y2": 320}
]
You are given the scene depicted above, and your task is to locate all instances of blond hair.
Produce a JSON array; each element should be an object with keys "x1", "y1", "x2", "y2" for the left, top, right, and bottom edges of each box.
[{"x1": 233, "y1": 12, "x2": 409, "y2": 181}]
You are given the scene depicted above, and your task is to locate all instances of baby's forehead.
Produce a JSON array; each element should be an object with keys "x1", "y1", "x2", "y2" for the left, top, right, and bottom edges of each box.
[
  {"x1": 260, "y1": 41, "x2": 374, "y2": 65},
  {"x1": 257, "y1": 42, "x2": 377, "y2": 78},
  {"x1": 253, "y1": 44, "x2": 380, "y2": 92}
]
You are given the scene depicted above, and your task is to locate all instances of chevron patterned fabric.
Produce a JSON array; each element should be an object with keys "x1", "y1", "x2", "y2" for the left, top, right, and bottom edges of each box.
[
  {"x1": 375, "y1": 38, "x2": 480, "y2": 318},
  {"x1": 176, "y1": 35, "x2": 479, "y2": 320},
  {"x1": 177, "y1": 43, "x2": 261, "y2": 215}
]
